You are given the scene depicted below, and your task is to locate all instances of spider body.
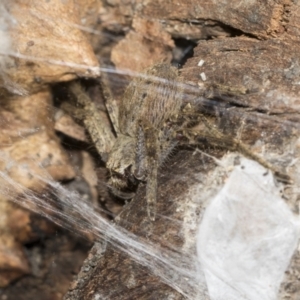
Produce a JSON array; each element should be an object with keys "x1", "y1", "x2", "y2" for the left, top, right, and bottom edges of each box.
[
  {"x1": 106, "y1": 63, "x2": 183, "y2": 219},
  {"x1": 66, "y1": 63, "x2": 289, "y2": 221}
]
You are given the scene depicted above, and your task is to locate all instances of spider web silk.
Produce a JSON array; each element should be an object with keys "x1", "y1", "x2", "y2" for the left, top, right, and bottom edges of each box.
[{"x1": 0, "y1": 152, "x2": 299, "y2": 299}]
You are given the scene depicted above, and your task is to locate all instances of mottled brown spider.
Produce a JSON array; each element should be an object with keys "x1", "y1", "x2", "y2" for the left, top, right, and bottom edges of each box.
[
  {"x1": 105, "y1": 64, "x2": 184, "y2": 220},
  {"x1": 64, "y1": 63, "x2": 289, "y2": 220}
]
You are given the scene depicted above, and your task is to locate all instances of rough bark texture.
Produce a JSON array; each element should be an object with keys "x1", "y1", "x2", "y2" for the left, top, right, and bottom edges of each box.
[
  {"x1": 182, "y1": 38, "x2": 300, "y2": 114},
  {"x1": 1, "y1": 0, "x2": 99, "y2": 96}
]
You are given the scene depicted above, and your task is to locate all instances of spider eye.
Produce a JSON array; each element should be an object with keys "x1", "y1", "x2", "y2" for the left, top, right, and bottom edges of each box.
[{"x1": 176, "y1": 133, "x2": 184, "y2": 140}]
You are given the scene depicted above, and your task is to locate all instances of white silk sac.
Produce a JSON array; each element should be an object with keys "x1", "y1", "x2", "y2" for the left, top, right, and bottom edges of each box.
[{"x1": 197, "y1": 158, "x2": 300, "y2": 300}]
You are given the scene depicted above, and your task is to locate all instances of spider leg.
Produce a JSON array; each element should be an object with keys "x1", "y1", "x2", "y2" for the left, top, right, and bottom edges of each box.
[
  {"x1": 68, "y1": 82, "x2": 116, "y2": 158},
  {"x1": 136, "y1": 119, "x2": 160, "y2": 221},
  {"x1": 99, "y1": 65, "x2": 120, "y2": 134},
  {"x1": 134, "y1": 124, "x2": 147, "y2": 180},
  {"x1": 184, "y1": 111, "x2": 291, "y2": 183}
]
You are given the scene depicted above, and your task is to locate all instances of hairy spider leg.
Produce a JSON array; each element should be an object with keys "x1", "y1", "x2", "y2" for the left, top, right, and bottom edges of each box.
[
  {"x1": 137, "y1": 119, "x2": 160, "y2": 221},
  {"x1": 182, "y1": 105, "x2": 290, "y2": 183},
  {"x1": 99, "y1": 65, "x2": 120, "y2": 134},
  {"x1": 68, "y1": 82, "x2": 116, "y2": 156}
]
